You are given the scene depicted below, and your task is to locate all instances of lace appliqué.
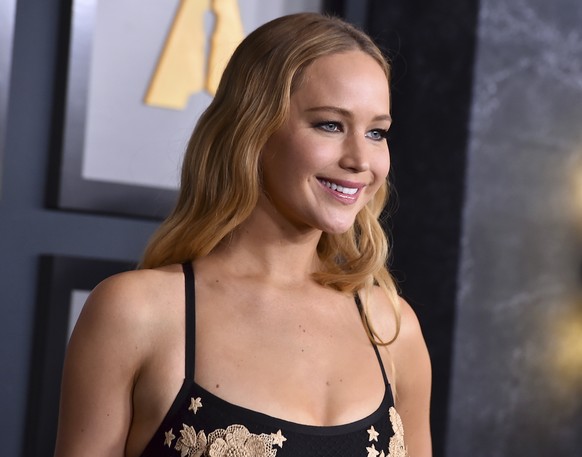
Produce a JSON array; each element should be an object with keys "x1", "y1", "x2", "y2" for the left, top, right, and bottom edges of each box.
[
  {"x1": 175, "y1": 424, "x2": 207, "y2": 457},
  {"x1": 168, "y1": 421, "x2": 282, "y2": 457},
  {"x1": 387, "y1": 406, "x2": 408, "y2": 457},
  {"x1": 207, "y1": 424, "x2": 278, "y2": 457}
]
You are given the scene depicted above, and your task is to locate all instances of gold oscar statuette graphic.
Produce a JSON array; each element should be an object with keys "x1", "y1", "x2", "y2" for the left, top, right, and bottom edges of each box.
[{"x1": 145, "y1": 0, "x2": 244, "y2": 110}]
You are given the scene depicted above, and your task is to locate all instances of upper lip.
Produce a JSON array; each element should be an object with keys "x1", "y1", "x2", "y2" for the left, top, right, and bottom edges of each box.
[{"x1": 317, "y1": 177, "x2": 366, "y2": 189}]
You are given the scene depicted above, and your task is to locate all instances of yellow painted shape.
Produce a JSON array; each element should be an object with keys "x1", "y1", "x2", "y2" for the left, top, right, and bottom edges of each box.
[
  {"x1": 145, "y1": 0, "x2": 245, "y2": 110},
  {"x1": 206, "y1": 0, "x2": 245, "y2": 95},
  {"x1": 145, "y1": 0, "x2": 210, "y2": 110}
]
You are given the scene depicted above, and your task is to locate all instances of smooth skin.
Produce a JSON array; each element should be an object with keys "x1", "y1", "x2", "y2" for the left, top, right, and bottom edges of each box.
[{"x1": 54, "y1": 51, "x2": 431, "y2": 457}]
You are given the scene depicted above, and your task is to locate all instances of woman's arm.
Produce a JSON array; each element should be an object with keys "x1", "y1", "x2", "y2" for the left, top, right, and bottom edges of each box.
[
  {"x1": 391, "y1": 297, "x2": 432, "y2": 457},
  {"x1": 53, "y1": 272, "x2": 150, "y2": 457}
]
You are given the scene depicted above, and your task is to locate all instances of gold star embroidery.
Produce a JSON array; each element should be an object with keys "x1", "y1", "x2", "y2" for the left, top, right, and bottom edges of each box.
[
  {"x1": 379, "y1": 452, "x2": 386, "y2": 457},
  {"x1": 367, "y1": 425, "x2": 379, "y2": 442},
  {"x1": 164, "y1": 428, "x2": 175, "y2": 447},
  {"x1": 367, "y1": 443, "x2": 380, "y2": 457},
  {"x1": 271, "y1": 429, "x2": 287, "y2": 448},
  {"x1": 188, "y1": 396, "x2": 203, "y2": 414}
]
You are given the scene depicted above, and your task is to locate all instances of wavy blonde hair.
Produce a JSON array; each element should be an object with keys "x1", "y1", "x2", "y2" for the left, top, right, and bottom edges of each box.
[{"x1": 141, "y1": 13, "x2": 400, "y2": 345}]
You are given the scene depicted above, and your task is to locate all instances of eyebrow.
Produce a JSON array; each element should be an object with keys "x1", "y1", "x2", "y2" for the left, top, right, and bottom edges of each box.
[{"x1": 305, "y1": 105, "x2": 392, "y2": 123}]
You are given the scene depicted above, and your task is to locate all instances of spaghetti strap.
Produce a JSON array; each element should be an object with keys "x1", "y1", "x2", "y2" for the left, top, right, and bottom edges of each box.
[
  {"x1": 354, "y1": 293, "x2": 390, "y2": 387},
  {"x1": 371, "y1": 343, "x2": 390, "y2": 387},
  {"x1": 182, "y1": 262, "x2": 196, "y2": 380}
]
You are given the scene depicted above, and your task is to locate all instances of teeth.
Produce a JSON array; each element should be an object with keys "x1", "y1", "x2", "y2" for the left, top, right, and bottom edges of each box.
[{"x1": 320, "y1": 179, "x2": 358, "y2": 195}]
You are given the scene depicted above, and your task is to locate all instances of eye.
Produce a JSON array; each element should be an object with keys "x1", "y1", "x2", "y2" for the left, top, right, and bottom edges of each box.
[
  {"x1": 366, "y1": 129, "x2": 389, "y2": 141},
  {"x1": 314, "y1": 121, "x2": 343, "y2": 133}
]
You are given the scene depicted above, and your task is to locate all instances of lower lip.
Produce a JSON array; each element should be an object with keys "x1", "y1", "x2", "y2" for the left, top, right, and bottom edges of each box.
[{"x1": 318, "y1": 180, "x2": 361, "y2": 204}]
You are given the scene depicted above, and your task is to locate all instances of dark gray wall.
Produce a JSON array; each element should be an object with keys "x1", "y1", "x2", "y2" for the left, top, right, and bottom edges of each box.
[
  {"x1": 447, "y1": 0, "x2": 582, "y2": 455},
  {"x1": 0, "y1": 1, "x2": 158, "y2": 456}
]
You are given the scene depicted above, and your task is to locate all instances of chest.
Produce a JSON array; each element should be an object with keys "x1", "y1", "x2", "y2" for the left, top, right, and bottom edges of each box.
[
  {"x1": 129, "y1": 278, "x2": 393, "y2": 455},
  {"x1": 193, "y1": 282, "x2": 386, "y2": 423}
]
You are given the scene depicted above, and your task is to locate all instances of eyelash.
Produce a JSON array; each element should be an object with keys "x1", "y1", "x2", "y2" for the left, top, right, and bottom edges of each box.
[
  {"x1": 313, "y1": 121, "x2": 389, "y2": 141},
  {"x1": 314, "y1": 121, "x2": 342, "y2": 133},
  {"x1": 368, "y1": 129, "x2": 390, "y2": 141}
]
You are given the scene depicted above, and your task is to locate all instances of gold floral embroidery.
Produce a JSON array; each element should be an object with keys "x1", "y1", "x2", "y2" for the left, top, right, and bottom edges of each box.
[
  {"x1": 175, "y1": 423, "x2": 207, "y2": 457},
  {"x1": 387, "y1": 407, "x2": 408, "y2": 457},
  {"x1": 206, "y1": 424, "x2": 278, "y2": 457},
  {"x1": 166, "y1": 393, "x2": 281, "y2": 457}
]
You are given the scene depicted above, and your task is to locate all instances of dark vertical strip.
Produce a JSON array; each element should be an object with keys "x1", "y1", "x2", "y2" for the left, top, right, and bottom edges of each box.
[
  {"x1": 344, "y1": 0, "x2": 369, "y2": 28},
  {"x1": 322, "y1": 0, "x2": 345, "y2": 17},
  {"x1": 323, "y1": 0, "x2": 369, "y2": 27},
  {"x1": 363, "y1": 1, "x2": 479, "y2": 456},
  {"x1": 45, "y1": 0, "x2": 73, "y2": 207}
]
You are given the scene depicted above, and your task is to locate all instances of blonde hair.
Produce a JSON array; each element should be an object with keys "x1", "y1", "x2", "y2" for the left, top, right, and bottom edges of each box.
[{"x1": 141, "y1": 13, "x2": 400, "y2": 345}]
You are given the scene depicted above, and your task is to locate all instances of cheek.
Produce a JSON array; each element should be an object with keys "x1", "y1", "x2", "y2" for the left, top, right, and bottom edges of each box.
[
  {"x1": 365, "y1": 152, "x2": 390, "y2": 200},
  {"x1": 383, "y1": 154, "x2": 391, "y2": 178},
  {"x1": 374, "y1": 149, "x2": 391, "y2": 181},
  {"x1": 283, "y1": 138, "x2": 330, "y2": 175}
]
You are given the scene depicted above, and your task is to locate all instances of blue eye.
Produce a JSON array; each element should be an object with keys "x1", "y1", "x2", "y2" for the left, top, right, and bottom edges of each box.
[
  {"x1": 315, "y1": 122, "x2": 342, "y2": 132},
  {"x1": 366, "y1": 129, "x2": 389, "y2": 141}
]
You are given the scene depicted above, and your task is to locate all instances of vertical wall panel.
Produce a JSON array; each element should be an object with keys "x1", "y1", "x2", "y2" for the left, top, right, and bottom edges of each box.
[
  {"x1": 365, "y1": 1, "x2": 479, "y2": 456},
  {"x1": 448, "y1": 0, "x2": 582, "y2": 455}
]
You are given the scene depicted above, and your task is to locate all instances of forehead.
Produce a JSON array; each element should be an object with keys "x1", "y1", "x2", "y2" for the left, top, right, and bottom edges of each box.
[
  {"x1": 305, "y1": 50, "x2": 387, "y2": 78},
  {"x1": 292, "y1": 51, "x2": 390, "y2": 113}
]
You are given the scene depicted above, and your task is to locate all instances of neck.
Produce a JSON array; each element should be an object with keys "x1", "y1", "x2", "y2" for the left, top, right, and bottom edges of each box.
[{"x1": 208, "y1": 197, "x2": 324, "y2": 283}]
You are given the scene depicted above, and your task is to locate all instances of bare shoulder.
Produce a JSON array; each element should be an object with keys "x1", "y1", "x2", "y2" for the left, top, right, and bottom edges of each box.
[
  {"x1": 90, "y1": 264, "x2": 183, "y2": 303},
  {"x1": 54, "y1": 264, "x2": 187, "y2": 456},
  {"x1": 365, "y1": 287, "x2": 423, "y2": 345},
  {"x1": 69, "y1": 264, "x2": 186, "y2": 363},
  {"x1": 392, "y1": 296, "x2": 428, "y2": 353},
  {"x1": 88, "y1": 263, "x2": 184, "y2": 303},
  {"x1": 367, "y1": 287, "x2": 430, "y2": 379},
  {"x1": 80, "y1": 264, "x2": 183, "y2": 320}
]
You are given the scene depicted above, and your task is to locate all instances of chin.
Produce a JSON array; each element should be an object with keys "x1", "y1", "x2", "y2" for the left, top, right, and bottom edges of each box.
[{"x1": 320, "y1": 221, "x2": 355, "y2": 235}]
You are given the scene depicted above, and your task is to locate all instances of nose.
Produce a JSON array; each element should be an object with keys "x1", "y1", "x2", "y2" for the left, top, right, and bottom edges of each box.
[{"x1": 339, "y1": 133, "x2": 371, "y2": 173}]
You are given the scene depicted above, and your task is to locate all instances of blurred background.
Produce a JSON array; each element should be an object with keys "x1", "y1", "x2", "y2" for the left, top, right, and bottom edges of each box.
[{"x1": 1, "y1": 0, "x2": 581, "y2": 456}]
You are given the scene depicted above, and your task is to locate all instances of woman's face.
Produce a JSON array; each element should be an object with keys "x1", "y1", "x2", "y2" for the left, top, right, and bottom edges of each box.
[{"x1": 260, "y1": 50, "x2": 391, "y2": 235}]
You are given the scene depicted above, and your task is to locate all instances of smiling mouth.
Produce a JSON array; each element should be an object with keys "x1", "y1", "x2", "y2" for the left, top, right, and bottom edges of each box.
[{"x1": 317, "y1": 178, "x2": 359, "y2": 195}]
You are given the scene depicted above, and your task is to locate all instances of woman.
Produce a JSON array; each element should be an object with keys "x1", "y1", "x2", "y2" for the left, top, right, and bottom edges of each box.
[{"x1": 54, "y1": 13, "x2": 432, "y2": 457}]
